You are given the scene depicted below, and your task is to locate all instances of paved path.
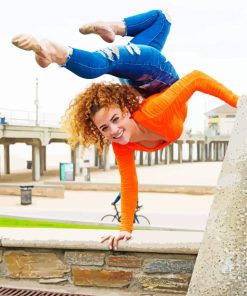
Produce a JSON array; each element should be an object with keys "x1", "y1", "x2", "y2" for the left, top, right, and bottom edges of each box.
[
  {"x1": 58, "y1": 161, "x2": 223, "y2": 186},
  {"x1": 0, "y1": 161, "x2": 223, "y2": 186},
  {"x1": 0, "y1": 162, "x2": 222, "y2": 231},
  {"x1": 0, "y1": 191, "x2": 213, "y2": 230}
]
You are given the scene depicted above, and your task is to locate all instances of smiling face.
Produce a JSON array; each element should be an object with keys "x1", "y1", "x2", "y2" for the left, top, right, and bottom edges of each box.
[{"x1": 92, "y1": 104, "x2": 134, "y2": 145}]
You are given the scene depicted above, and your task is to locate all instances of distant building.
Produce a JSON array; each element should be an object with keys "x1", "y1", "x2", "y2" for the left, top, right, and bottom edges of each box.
[{"x1": 205, "y1": 104, "x2": 236, "y2": 136}]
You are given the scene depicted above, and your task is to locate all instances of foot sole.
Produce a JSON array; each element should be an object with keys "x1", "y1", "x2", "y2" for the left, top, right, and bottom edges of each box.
[{"x1": 12, "y1": 34, "x2": 42, "y2": 53}]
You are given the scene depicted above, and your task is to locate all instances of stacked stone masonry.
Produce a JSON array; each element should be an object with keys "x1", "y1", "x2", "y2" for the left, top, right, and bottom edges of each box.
[{"x1": 0, "y1": 248, "x2": 196, "y2": 295}]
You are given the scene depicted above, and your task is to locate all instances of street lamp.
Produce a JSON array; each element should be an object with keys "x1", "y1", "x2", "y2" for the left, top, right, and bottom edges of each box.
[{"x1": 34, "y1": 77, "x2": 39, "y2": 126}]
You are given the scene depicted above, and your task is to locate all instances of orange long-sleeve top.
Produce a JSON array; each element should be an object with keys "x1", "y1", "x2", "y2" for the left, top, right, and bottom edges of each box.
[{"x1": 112, "y1": 70, "x2": 238, "y2": 232}]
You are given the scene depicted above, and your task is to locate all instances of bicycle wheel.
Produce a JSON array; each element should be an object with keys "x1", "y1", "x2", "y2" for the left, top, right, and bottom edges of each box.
[
  {"x1": 135, "y1": 215, "x2": 150, "y2": 225},
  {"x1": 101, "y1": 214, "x2": 119, "y2": 223}
]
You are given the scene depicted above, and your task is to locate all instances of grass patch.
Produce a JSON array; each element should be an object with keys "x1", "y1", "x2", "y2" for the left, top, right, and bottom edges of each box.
[{"x1": 0, "y1": 217, "x2": 118, "y2": 230}]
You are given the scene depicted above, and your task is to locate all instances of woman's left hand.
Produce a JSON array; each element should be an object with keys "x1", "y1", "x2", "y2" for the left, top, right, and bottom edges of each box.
[{"x1": 100, "y1": 231, "x2": 132, "y2": 250}]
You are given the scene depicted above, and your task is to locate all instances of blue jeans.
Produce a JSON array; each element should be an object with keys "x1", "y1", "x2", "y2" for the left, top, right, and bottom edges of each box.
[{"x1": 64, "y1": 10, "x2": 179, "y2": 97}]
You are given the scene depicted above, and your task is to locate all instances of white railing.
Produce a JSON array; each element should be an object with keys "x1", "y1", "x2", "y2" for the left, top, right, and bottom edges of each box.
[{"x1": 0, "y1": 108, "x2": 61, "y2": 127}]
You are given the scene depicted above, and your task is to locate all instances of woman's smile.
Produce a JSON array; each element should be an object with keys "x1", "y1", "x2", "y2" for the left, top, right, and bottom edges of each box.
[{"x1": 112, "y1": 129, "x2": 124, "y2": 140}]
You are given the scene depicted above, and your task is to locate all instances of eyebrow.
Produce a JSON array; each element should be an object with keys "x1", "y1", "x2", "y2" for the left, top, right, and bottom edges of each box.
[{"x1": 99, "y1": 114, "x2": 117, "y2": 130}]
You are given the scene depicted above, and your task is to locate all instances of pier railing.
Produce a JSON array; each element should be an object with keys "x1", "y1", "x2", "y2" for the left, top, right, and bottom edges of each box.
[{"x1": 0, "y1": 108, "x2": 61, "y2": 127}]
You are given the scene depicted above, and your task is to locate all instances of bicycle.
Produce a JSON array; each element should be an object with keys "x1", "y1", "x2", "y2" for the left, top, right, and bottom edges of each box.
[{"x1": 100, "y1": 193, "x2": 151, "y2": 225}]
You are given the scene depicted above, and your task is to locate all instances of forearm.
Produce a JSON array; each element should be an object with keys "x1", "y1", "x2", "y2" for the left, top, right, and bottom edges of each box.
[
  {"x1": 119, "y1": 166, "x2": 138, "y2": 232},
  {"x1": 163, "y1": 70, "x2": 238, "y2": 108},
  {"x1": 120, "y1": 189, "x2": 138, "y2": 232},
  {"x1": 113, "y1": 144, "x2": 138, "y2": 232}
]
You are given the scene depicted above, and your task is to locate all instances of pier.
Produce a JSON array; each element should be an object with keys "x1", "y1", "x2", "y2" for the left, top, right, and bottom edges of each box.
[{"x1": 0, "y1": 123, "x2": 231, "y2": 181}]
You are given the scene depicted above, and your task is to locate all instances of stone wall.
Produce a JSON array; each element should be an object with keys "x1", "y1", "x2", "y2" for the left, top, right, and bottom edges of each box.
[
  {"x1": 0, "y1": 228, "x2": 202, "y2": 295},
  {"x1": 0, "y1": 247, "x2": 196, "y2": 295}
]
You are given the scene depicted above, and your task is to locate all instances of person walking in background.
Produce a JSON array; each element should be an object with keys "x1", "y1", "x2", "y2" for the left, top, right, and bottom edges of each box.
[
  {"x1": 0, "y1": 112, "x2": 7, "y2": 125},
  {"x1": 11, "y1": 10, "x2": 239, "y2": 249}
]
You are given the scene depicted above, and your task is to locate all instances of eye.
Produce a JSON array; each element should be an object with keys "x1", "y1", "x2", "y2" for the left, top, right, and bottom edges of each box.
[
  {"x1": 113, "y1": 117, "x2": 119, "y2": 123},
  {"x1": 101, "y1": 126, "x2": 108, "y2": 132}
]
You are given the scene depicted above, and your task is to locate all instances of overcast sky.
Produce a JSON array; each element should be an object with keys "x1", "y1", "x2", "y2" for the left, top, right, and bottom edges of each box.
[{"x1": 1, "y1": 0, "x2": 247, "y2": 132}]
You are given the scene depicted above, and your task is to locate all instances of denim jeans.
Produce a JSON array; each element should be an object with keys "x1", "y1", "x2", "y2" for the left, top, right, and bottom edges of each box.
[{"x1": 64, "y1": 10, "x2": 179, "y2": 97}]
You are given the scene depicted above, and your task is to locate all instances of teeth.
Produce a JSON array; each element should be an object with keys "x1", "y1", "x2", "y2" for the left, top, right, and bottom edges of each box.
[{"x1": 113, "y1": 131, "x2": 123, "y2": 139}]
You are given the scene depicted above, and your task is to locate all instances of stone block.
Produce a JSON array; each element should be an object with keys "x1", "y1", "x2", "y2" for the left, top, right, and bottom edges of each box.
[
  {"x1": 39, "y1": 278, "x2": 68, "y2": 284},
  {"x1": 64, "y1": 251, "x2": 105, "y2": 266},
  {"x1": 144, "y1": 259, "x2": 194, "y2": 274},
  {"x1": 139, "y1": 274, "x2": 191, "y2": 293},
  {"x1": 106, "y1": 255, "x2": 142, "y2": 268},
  {"x1": 72, "y1": 267, "x2": 132, "y2": 288},
  {"x1": 4, "y1": 251, "x2": 69, "y2": 278}
]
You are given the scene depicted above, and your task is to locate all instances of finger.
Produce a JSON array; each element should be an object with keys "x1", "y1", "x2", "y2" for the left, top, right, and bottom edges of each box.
[
  {"x1": 100, "y1": 235, "x2": 111, "y2": 243},
  {"x1": 124, "y1": 236, "x2": 131, "y2": 241},
  {"x1": 108, "y1": 236, "x2": 115, "y2": 250},
  {"x1": 100, "y1": 237, "x2": 108, "y2": 243},
  {"x1": 113, "y1": 237, "x2": 119, "y2": 250},
  {"x1": 113, "y1": 234, "x2": 126, "y2": 250}
]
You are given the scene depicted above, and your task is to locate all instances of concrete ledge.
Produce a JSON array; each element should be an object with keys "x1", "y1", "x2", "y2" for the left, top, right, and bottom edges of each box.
[
  {"x1": 0, "y1": 228, "x2": 202, "y2": 294},
  {"x1": 44, "y1": 181, "x2": 215, "y2": 195},
  {"x1": 0, "y1": 184, "x2": 64, "y2": 198},
  {"x1": 0, "y1": 228, "x2": 202, "y2": 254}
]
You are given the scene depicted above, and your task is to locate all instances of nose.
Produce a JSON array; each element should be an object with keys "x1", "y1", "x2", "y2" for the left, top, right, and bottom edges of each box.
[{"x1": 109, "y1": 123, "x2": 119, "y2": 136}]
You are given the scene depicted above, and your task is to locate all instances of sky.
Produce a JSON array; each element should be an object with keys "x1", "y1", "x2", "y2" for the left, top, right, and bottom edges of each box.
[{"x1": 1, "y1": 0, "x2": 247, "y2": 133}]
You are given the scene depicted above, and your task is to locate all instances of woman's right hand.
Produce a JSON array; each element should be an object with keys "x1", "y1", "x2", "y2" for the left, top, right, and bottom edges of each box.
[{"x1": 100, "y1": 231, "x2": 132, "y2": 250}]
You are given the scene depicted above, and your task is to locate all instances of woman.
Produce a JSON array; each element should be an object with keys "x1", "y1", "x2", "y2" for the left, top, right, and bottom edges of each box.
[
  {"x1": 61, "y1": 72, "x2": 238, "y2": 249},
  {"x1": 12, "y1": 10, "x2": 239, "y2": 249}
]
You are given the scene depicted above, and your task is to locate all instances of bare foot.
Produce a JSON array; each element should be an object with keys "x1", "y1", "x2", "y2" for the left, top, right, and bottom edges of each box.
[
  {"x1": 79, "y1": 21, "x2": 125, "y2": 43},
  {"x1": 79, "y1": 22, "x2": 116, "y2": 43},
  {"x1": 12, "y1": 34, "x2": 69, "y2": 68}
]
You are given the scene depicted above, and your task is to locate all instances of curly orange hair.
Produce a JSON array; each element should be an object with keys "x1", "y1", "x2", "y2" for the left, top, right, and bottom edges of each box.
[{"x1": 62, "y1": 82, "x2": 142, "y2": 153}]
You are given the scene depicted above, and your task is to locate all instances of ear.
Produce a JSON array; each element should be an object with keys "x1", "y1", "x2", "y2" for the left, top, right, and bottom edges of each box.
[{"x1": 123, "y1": 106, "x2": 131, "y2": 118}]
